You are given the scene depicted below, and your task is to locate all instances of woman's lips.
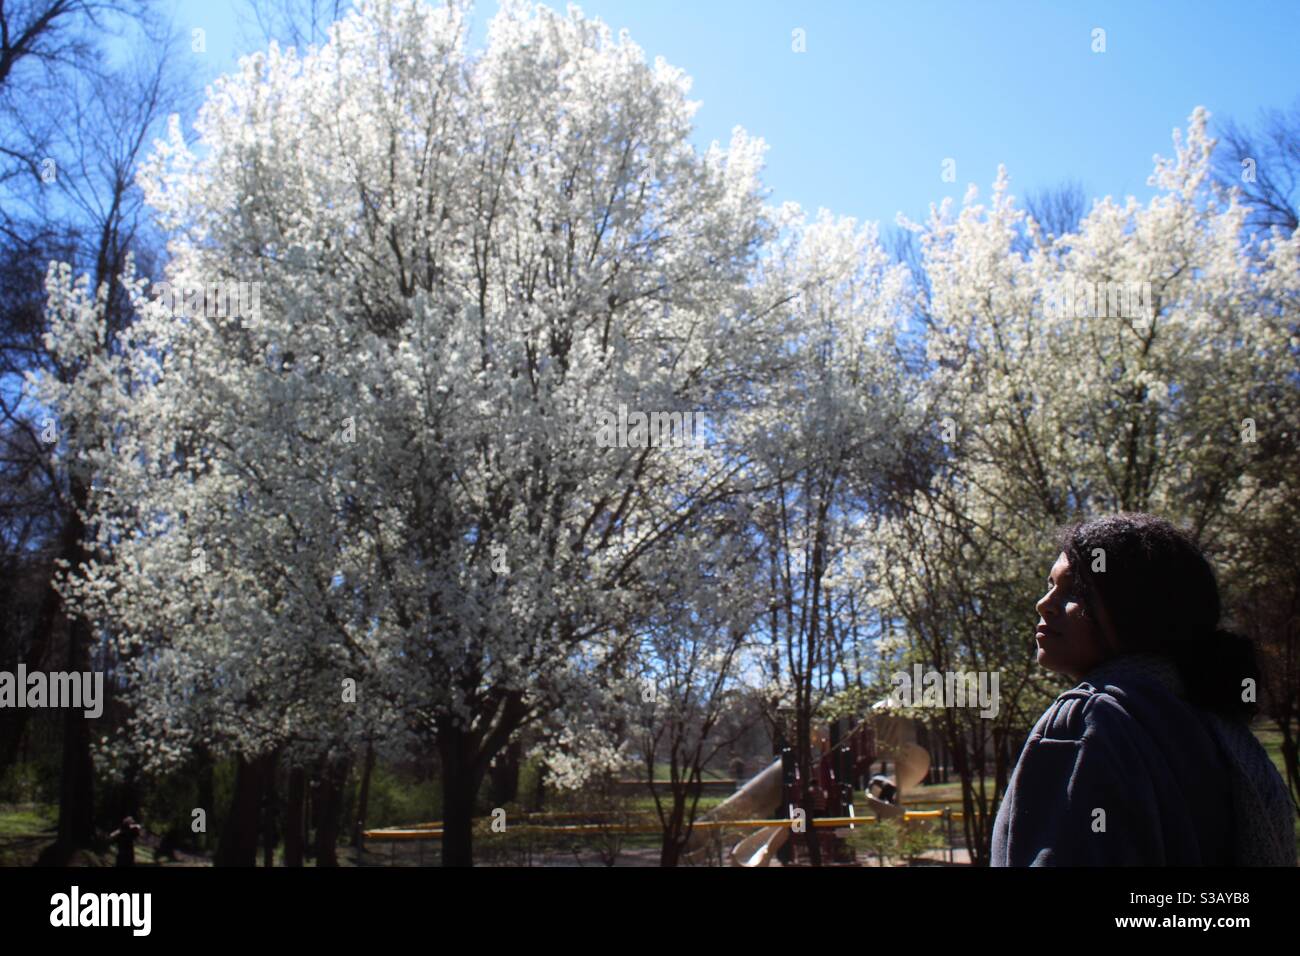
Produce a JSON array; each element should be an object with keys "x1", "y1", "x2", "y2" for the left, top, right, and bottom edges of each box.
[{"x1": 1035, "y1": 626, "x2": 1057, "y2": 641}]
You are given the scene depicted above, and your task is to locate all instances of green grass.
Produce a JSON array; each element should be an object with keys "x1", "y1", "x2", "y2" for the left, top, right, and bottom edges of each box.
[
  {"x1": 363, "y1": 764, "x2": 441, "y2": 829},
  {"x1": 628, "y1": 793, "x2": 728, "y2": 815},
  {"x1": 0, "y1": 803, "x2": 55, "y2": 839},
  {"x1": 0, "y1": 803, "x2": 57, "y2": 866},
  {"x1": 900, "y1": 780, "x2": 965, "y2": 805},
  {"x1": 648, "y1": 763, "x2": 729, "y2": 782}
]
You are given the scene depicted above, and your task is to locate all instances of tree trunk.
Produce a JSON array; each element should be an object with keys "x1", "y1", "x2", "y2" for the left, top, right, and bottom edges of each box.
[
  {"x1": 658, "y1": 793, "x2": 686, "y2": 867},
  {"x1": 488, "y1": 738, "x2": 522, "y2": 808},
  {"x1": 216, "y1": 753, "x2": 271, "y2": 866},
  {"x1": 352, "y1": 743, "x2": 376, "y2": 848},
  {"x1": 438, "y1": 725, "x2": 487, "y2": 867},
  {"x1": 796, "y1": 710, "x2": 822, "y2": 866},
  {"x1": 284, "y1": 766, "x2": 306, "y2": 867},
  {"x1": 659, "y1": 834, "x2": 682, "y2": 867},
  {"x1": 56, "y1": 613, "x2": 96, "y2": 848},
  {"x1": 529, "y1": 761, "x2": 546, "y2": 813},
  {"x1": 195, "y1": 748, "x2": 215, "y2": 852},
  {"x1": 0, "y1": 570, "x2": 58, "y2": 778},
  {"x1": 117, "y1": 766, "x2": 142, "y2": 823},
  {"x1": 51, "y1": 470, "x2": 97, "y2": 849},
  {"x1": 262, "y1": 750, "x2": 280, "y2": 867},
  {"x1": 313, "y1": 756, "x2": 351, "y2": 867}
]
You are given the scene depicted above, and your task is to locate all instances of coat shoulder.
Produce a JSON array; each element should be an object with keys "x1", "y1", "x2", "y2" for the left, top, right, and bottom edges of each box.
[{"x1": 1032, "y1": 680, "x2": 1131, "y2": 743}]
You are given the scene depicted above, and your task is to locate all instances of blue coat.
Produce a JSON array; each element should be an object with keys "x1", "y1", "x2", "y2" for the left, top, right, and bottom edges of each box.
[{"x1": 990, "y1": 652, "x2": 1295, "y2": 866}]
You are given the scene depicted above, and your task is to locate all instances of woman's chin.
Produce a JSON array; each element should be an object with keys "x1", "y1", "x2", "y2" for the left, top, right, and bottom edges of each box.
[{"x1": 1037, "y1": 651, "x2": 1081, "y2": 681}]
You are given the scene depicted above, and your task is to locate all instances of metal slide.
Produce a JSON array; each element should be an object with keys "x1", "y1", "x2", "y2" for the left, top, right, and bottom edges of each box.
[{"x1": 684, "y1": 711, "x2": 931, "y2": 866}]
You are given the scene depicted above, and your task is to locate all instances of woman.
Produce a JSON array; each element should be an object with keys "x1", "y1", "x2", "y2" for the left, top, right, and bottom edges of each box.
[{"x1": 990, "y1": 512, "x2": 1296, "y2": 866}]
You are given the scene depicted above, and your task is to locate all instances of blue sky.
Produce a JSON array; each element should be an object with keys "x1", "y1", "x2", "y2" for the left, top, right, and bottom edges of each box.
[{"x1": 163, "y1": 0, "x2": 1300, "y2": 231}]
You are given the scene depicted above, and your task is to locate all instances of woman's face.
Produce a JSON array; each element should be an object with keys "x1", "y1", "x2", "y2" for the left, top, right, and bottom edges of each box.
[{"x1": 1034, "y1": 552, "x2": 1114, "y2": 681}]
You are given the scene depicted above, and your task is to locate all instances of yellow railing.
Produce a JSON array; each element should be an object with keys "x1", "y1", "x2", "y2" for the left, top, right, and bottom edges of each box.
[{"x1": 363, "y1": 809, "x2": 962, "y2": 840}]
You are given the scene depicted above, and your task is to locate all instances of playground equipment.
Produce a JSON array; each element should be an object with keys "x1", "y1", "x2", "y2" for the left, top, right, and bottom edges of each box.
[
  {"x1": 686, "y1": 704, "x2": 931, "y2": 866},
  {"x1": 362, "y1": 698, "x2": 942, "y2": 866}
]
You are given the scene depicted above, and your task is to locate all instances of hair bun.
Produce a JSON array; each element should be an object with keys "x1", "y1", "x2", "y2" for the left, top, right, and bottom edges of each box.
[{"x1": 1187, "y1": 627, "x2": 1258, "y2": 721}]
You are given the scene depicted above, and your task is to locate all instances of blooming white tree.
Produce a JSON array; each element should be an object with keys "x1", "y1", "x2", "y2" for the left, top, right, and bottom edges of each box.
[
  {"x1": 38, "y1": 0, "x2": 780, "y2": 865},
  {"x1": 912, "y1": 108, "x2": 1293, "y2": 525},
  {"x1": 623, "y1": 515, "x2": 767, "y2": 866},
  {"x1": 866, "y1": 107, "x2": 1300, "y2": 862},
  {"x1": 726, "y1": 203, "x2": 922, "y2": 863},
  {"x1": 38, "y1": 0, "x2": 1299, "y2": 869}
]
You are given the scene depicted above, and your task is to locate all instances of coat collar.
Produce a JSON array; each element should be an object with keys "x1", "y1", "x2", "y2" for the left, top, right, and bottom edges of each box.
[{"x1": 1079, "y1": 651, "x2": 1186, "y2": 698}]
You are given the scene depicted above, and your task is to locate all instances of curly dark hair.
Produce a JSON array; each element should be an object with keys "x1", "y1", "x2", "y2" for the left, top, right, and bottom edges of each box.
[{"x1": 1054, "y1": 511, "x2": 1259, "y2": 722}]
